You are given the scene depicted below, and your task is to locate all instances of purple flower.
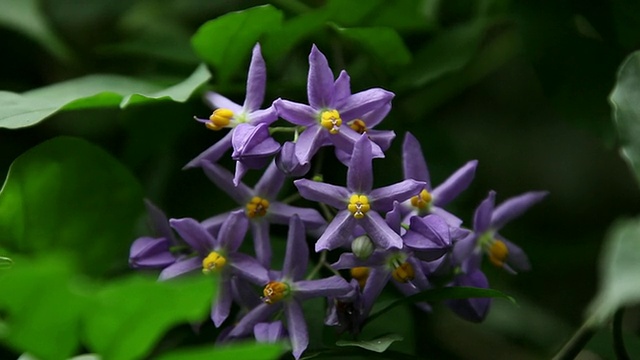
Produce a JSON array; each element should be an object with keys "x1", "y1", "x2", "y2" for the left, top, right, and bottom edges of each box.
[
  {"x1": 159, "y1": 210, "x2": 269, "y2": 327},
  {"x1": 446, "y1": 256, "x2": 492, "y2": 323},
  {"x1": 402, "y1": 132, "x2": 478, "y2": 227},
  {"x1": 201, "y1": 160, "x2": 326, "y2": 267},
  {"x1": 403, "y1": 214, "x2": 470, "y2": 262},
  {"x1": 294, "y1": 135, "x2": 425, "y2": 252},
  {"x1": 186, "y1": 44, "x2": 279, "y2": 185},
  {"x1": 275, "y1": 141, "x2": 311, "y2": 177},
  {"x1": 225, "y1": 216, "x2": 352, "y2": 359},
  {"x1": 129, "y1": 200, "x2": 178, "y2": 268},
  {"x1": 274, "y1": 45, "x2": 394, "y2": 165},
  {"x1": 254, "y1": 321, "x2": 287, "y2": 344},
  {"x1": 453, "y1": 190, "x2": 548, "y2": 274}
]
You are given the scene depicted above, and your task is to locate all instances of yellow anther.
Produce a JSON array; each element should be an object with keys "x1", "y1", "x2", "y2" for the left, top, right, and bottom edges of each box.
[
  {"x1": 320, "y1": 110, "x2": 342, "y2": 134},
  {"x1": 202, "y1": 251, "x2": 226, "y2": 274},
  {"x1": 488, "y1": 240, "x2": 509, "y2": 268},
  {"x1": 347, "y1": 194, "x2": 370, "y2": 219},
  {"x1": 391, "y1": 262, "x2": 415, "y2": 283},
  {"x1": 350, "y1": 267, "x2": 370, "y2": 290},
  {"x1": 206, "y1": 108, "x2": 234, "y2": 131},
  {"x1": 246, "y1": 196, "x2": 270, "y2": 218},
  {"x1": 410, "y1": 189, "x2": 432, "y2": 209},
  {"x1": 349, "y1": 119, "x2": 367, "y2": 134},
  {"x1": 262, "y1": 281, "x2": 290, "y2": 304}
]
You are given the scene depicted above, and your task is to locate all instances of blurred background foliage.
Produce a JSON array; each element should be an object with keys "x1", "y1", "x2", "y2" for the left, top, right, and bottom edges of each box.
[{"x1": 1, "y1": 0, "x2": 640, "y2": 359}]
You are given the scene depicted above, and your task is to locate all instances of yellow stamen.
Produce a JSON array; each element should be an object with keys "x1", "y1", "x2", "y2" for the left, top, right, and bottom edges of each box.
[
  {"x1": 349, "y1": 119, "x2": 367, "y2": 134},
  {"x1": 410, "y1": 189, "x2": 432, "y2": 209},
  {"x1": 391, "y1": 262, "x2": 415, "y2": 283},
  {"x1": 246, "y1": 196, "x2": 270, "y2": 218},
  {"x1": 347, "y1": 194, "x2": 370, "y2": 219},
  {"x1": 350, "y1": 267, "x2": 370, "y2": 290},
  {"x1": 320, "y1": 110, "x2": 342, "y2": 134},
  {"x1": 488, "y1": 240, "x2": 509, "y2": 268},
  {"x1": 206, "y1": 108, "x2": 234, "y2": 131},
  {"x1": 202, "y1": 251, "x2": 226, "y2": 274},
  {"x1": 262, "y1": 281, "x2": 290, "y2": 304}
]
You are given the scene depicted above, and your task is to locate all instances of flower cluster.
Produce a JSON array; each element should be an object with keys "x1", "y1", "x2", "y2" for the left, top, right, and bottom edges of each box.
[{"x1": 129, "y1": 44, "x2": 547, "y2": 359}]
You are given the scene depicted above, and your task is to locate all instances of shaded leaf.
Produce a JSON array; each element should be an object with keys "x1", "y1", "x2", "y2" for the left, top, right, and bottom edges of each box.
[
  {"x1": 156, "y1": 342, "x2": 283, "y2": 360},
  {"x1": 334, "y1": 26, "x2": 411, "y2": 67},
  {"x1": 0, "y1": 64, "x2": 210, "y2": 129},
  {"x1": 610, "y1": 50, "x2": 640, "y2": 185},
  {"x1": 0, "y1": 137, "x2": 143, "y2": 276},
  {"x1": 336, "y1": 333, "x2": 403, "y2": 353},
  {"x1": 191, "y1": 5, "x2": 283, "y2": 83},
  {"x1": 588, "y1": 218, "x2": 640, "y2": 324}
]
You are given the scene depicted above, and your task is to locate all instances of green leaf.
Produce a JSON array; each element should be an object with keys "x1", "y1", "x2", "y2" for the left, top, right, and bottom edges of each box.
[
  {"x1": 587, "y1": 218, "x2": 640, "y2": 325},
  {"x1": 0, "y1": 137, "x2": 143, "y2": 276},
  {"x1": 191, "y1": 5, "x2": 283, "y2": 83},
  {"x1": 83, "y1": 275, "x2": 216, "y2": 360},
  {"x1": 0, "y1": 256, "x2": 87, "y2": 360},
  {"x1": 262, "y1": 9, "x2": 329, "y2": 62},
  {"x1": 365, "y1": 286, "x2": 515, "y2": 325},
  {"x1": 0, "y1": 256, "x2": 12, "y2": 269},
  {"x1": 0, "y1": 0, "x2": 72, "y2": 61},
  {"x1": 334, "y1": 26, "x2": 411, "y2": 67},
  {"x1": 0, "y1": 64, "x2": 210, "y2": 129},
  {"x1": 336, "y1": 334, "x2": 404, "y2": 353},
  {"x1": 610, "y1": 51, "x2": 640, "y2": 185},
  {"x1": 156, "y1": 342, "x2": 283, "y2": 360}
]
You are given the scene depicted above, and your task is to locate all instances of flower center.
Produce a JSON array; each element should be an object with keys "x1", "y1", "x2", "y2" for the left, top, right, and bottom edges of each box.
[
  {"x1": 202, "y1": 251, "x2": 226, "y2": 274},
  {"x1": 320, "y1": 110, "x2": 342, "y2": 134},
  {"x1": 350, "y1": 267, "x2": 370, "y2": 290},
  {"x1": 262, "y1": 281, "x2": 290, "y2": 304},
  {"x1": 487, "y1": 239, "x2": 509, "y2": 268},
  {"x1": 348, "y1": 194, "x2": 370, "y2": 219},
  {"x1": 349, "y1": 119, "x2": 367, "y2": 134},
  {"x1": 410, "y1": 189, "x2": 432, "y2": 210},
  {"x1": 246, "y1": 196, "x2": 270, "y2": 218},
  {"x1": 206, "y1": 108, "x2": 234, "y2": 131},
  {"x1": 391, "y1": 261, "x2": 415, "y2": 283}
]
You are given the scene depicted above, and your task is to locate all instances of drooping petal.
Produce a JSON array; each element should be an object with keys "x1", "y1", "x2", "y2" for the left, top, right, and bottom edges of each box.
[
  {"x1": 347, "y1": 134, "x2": 373, "y2": 193},
  {"x1": 332, "y1": 70, "x2": 351, "y2": 107},
  {"x1": 201, "y1": 161, "x2": 253, "y2": 204},
  {"x1": 339, "y1": 88, "x2": 394, "y2": 121},
  {"x1": 250, "y1": 221, "x2": 272, "y2": 267},
  {"x1": 430, "y1": 206, "x2": 463, "y2": 228},
  {"x1": 267, "y1": 202, "x2": 326, "y2": 230},
  {"x1": 369, "y1": 179, "x2": 426, "y2": 213},
  {"x1": 451, "y1": 232, "x2": 479, "y2": 266},
  {"x1": 144, "y1": 199, "x2": 175, "y2": 242},
  {"x1": 285, "y1": 299, "x2": 309, "y2": 360},
  {"x1": 254, "y1": 321, "x2": 287, "y2": 343},
  {"x1": 385, "y1": 201, "x2": 402, "y2": 234},
  {"x1": 446, "y1": 268, "x2": 491, "y2": 323},
  {"x1": 218, "y1": 210, "x2": 249, "y2": 252},
  {"x1": 294, "y1": 179, "x2": 349, "y2": 209},
  {"x1": 402, "y1": 132, "x2": 430, "y2": 185},
  {"x1": 169, "y1": 217, "x2": 215, "y2": 253},
  {"x1": 184, "y1": 131, "x2": 233, "y2": 169},
  {"x1": 243, "y1": 43, "x2": 267, "y2": 112},
  {"x1": 129, "y1": 236, "x2": 176, "y2": 268},
  {"x1": 228, "y1": 303, "x2": 280, "y2": 338},
  {"x1": 212, "y1": 278, "x2": 233, "y2": 327},
  {"x1": 490, "y1": 191, "x2": 548, "y2": 231},
  {"x1": 254, "y1": 161, "x2": 286, "y2": 199},
  {"x1": 431, "y1": 160, "x2": 478, "y2": 207},
  {"x1": 204, "y1": 92, "x2": 243, "y2": 113},
  {"x1": 474, "y1": 191, "x2": 495, "y2": 233},
  {"x1": 361, "y1": 268, "x2": 391, "y2": 317},
  {"x1": 498, "y1": 235, "x2": 531, "y2": 274},
  {"x1": 294, "y1": 125, "x2": 326, "y2": 165},
  {"x1": 282, "y1": 215, "x2": 309, "y2": 280},
  {"x1": 330, "y1": 125, "x2": 385, "y2": 161},
  {"x1": 307, "y1": 44, "x2": 334, "y2": 109},
  {"x1": 361, "y1": 102, "x2": 391, "y2": 128},
  {"x1": 360, "y1": 211, "x2": 403, "y2": 250},
  {"x1": 228, "y1": 252, "x2": 270, "y2": 285},
  {"x1": 366, "y1": 129, "x2": 395, "y2": 152},
  {"x1": 315, "y1": 210, "x2": 356, "y2": 251},
  {"x1": 274, "y1": 99, "x2": 317, "y2": 126},
  {"x1": 294, "y1": 276, "x2": 352, "y2": 300},
  {"x1": 158, "y1": 257, "x2": 201, "y2": 280},
  {"x1": 231, "y1": 123, "x2": 281, "y2": 162}
]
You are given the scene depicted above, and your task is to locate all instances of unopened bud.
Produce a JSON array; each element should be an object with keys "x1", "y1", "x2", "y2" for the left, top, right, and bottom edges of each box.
[
  {"x1": 351, "y1": 235, "x2": 374, "y2": 259},
  {"x1": 275, "y1": 141, "x2": 311, "y2": 177}
]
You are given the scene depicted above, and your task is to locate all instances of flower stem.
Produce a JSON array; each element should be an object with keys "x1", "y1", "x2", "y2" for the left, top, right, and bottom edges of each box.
[
  {"x1": 306, "y1": 250, "x2": 328, "y2": 280},
  {"x1": 281, "y1": 192, "x2": 302, "y2": 205},
  {"x1": 613, "y1": 307, "x2": 630, "y2": 360},
  {"x1": 551, "y1": 316, "x2": 597, "y2": 360}
]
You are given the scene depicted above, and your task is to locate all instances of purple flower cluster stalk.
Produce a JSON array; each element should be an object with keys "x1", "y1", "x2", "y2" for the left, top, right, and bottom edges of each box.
[{"x1": 129, "y1": 43, "x2": 548, "y2": 358}]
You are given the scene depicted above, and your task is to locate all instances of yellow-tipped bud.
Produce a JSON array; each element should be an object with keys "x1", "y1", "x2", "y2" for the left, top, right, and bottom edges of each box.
[
  {"x1": 206, "y1": 108, "x2": 234, "y2": 130},
  {"x1": 350, "y1": 267, "x2": 370, "y2": 290},
  {"x1": 348, "y1": 194, "x2": 370, "y2": 219},
  {"x1": 320, "y1": 110, "x2": 342, "y2": 134},
  {"x1": 391, "y1": 262, "x2": 415, "y2": 283},
  {"x1": 488, "y1": 240, "x2": 509, "y2": 268},
  {"x1": 262, "y1": 281, "x2": 290, "y2": 304},
  {"x1": 202, "y1": 251, "x2": 226, "y2": 274},
  {"x1": 246, "y1": 196, "x2": 270, "y2": 218},
  {"x1": 410, "y1": 189, "x2": 432, "y2": 209}
]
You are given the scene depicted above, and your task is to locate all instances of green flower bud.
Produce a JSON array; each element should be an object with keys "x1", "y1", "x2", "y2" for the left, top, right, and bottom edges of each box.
[{"x1": 351, "y1": 235, "x2": 374, "y2": 259}]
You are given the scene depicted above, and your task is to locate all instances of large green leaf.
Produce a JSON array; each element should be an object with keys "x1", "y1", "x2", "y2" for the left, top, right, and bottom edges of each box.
[
  {"x1": 84, "y1": 275, "x2": 216, "y2": 360},
  {"x1": 587, "y1": 218, "x2": 640, "y2": 325},
  {"x1": 0, "y1": 64, "x2": 210, "y2": 129},
  {"x1": 610, "y1": 50, "x2": 640, "y2": 185},
  {"x1": 334, "y1": 26, "x2": 411, "y2": 67},
  {"x1": 156, "y1": 342, "x2": 283, "y2": 360},
  {"x1": 191, "y1": 5, "x2": 283, "y2": 83},
  {"x1": 336, "y1": 334, "x2": 404, "y2": 353},
  {"x1": 0, "y1": 137, "x2": 143, "y2": 276}
]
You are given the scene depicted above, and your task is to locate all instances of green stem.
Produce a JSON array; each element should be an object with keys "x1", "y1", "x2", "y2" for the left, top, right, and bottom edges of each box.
[
  {"x1": 551, "y1": 317, "x2": 597, "y2": 360},
  {"x1": 269, "y1": 126, "x2": 297, "y2": 135},
  {"x1": 306, "y1": 250, "x2": 327, "y2": 280},
  {"x1": 613, "y1": 308, "x2": 630, "y2": 360},
  {"x1": 281, "y1": 192, "x2": 302, "y2": 205}
]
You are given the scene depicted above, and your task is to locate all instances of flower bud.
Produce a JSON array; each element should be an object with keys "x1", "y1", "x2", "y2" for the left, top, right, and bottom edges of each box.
[
  {"x1": 275, "y1": 141, "x2": 311, "y2": 177},
  {"x1": 351, "y1": 235, "x2": 374, "y2": 259}
]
